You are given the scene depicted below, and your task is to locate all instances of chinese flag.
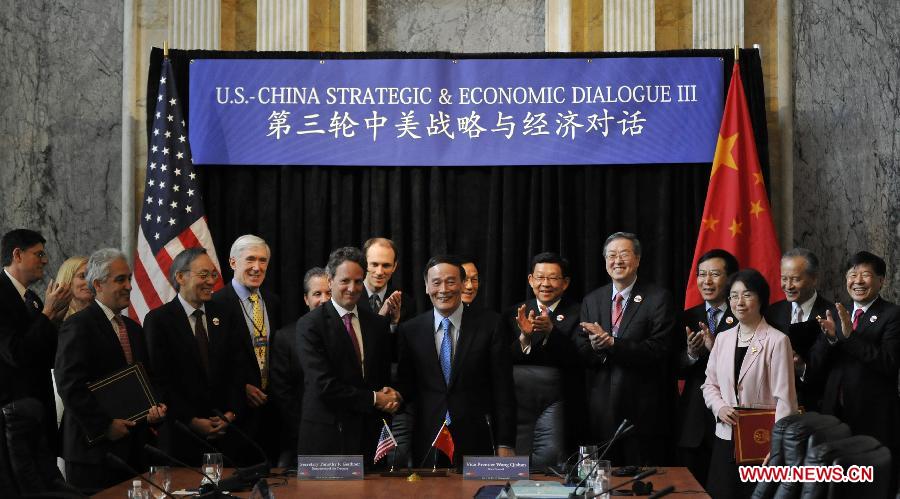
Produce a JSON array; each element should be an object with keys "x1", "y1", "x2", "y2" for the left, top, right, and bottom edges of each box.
[
  {"x1": 432, "y1": 422, "x2": 455, "y2": 462},
  {"x1": 684, "y1": 62, "x2": 784, "y2": 309}
]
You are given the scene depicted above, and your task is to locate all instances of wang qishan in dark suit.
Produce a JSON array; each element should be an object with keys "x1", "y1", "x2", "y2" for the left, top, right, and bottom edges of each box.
[
  {"x1": 575, "y1": 233, "x2": 676, "y2": 465},
  {"x1": 397, "y1": 256, "x2": 516, "y2": 466},
  {"x1": 295, "y1": 247, "x2": 398, "y2": 465}
]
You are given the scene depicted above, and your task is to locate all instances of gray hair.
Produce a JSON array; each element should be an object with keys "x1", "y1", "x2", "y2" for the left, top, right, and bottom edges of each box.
[
  {"x1": 86, "y1": 248, "x2": 127, "y2": 293},
  {"x1": 303, "y1": 266, "x2": 329, "y2": 294},
  {"x1": 603, "y1": 232, "x2": 642, "y2": 257},
  {"x1": 782, "y1": 247, "x2": 820, "y2": 277},
  {"x1": 229, "y1": 234, "x2": 270, "y2": 260},
  {"x1": 169, "y1": 247, "x2": 208, "y2": 291},
  {"x1": 326, "y1": 247, "x2": 366, "y2": 279}
]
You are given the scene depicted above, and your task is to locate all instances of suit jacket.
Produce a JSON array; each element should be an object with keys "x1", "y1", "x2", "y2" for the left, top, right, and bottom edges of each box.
[
  {"x1": 765, "y1": 295, "x2": 833, "y2": 411},
  {"x1": 701, "y1": 319, "x2": 798, "y2": 440},
  {"x1": 397, "y1": 306, "x2": 515, "y2": 464},
  {"x1": 0, "y1": 271, "x2": 58, "y2": 451},
  {"x1": 357, "y1": 282, "x2": 412, "y2": 321},
  {"x1": 676, "y1": 303, "x2": 736, "y2": 448},
  {"x1": 505, "y1": 297, "x2": 581, "y2": 367},
  {"x1": 807, "y1": 297, "x2": 900, "y2": 450},
  {"x1": 269, "y1": 318, "x2": 302, "y2": 445},
  {"x1": 54, "y1": 302, "x2": 155, "y2": 465},
  {"x1": 575, "y1": 281, "x2": 676, "y2": 443},
  {"x1": 211, "y1": 282, "x2": 282, "y2": 390},
  {"x1": 144, "y1": 297, "x2": 244, "y2": 459},
  {"x1": 296, "y1": 301, "x2": 392, "y2": 458}
]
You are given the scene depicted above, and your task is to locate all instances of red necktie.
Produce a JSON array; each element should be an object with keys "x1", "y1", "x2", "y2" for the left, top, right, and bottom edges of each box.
[
  {"x1": 852, "y1": 308, "x2": 864, "y2": 330},
  {"x1": 612, "y1": 293, "x2": 624, "y2": 336},
  {"x1": 342, "y1": 313, "x2": 363, "y2": 367},
  {"x1": 112, "y1": 315, "x2": 134, "y2": 364}
]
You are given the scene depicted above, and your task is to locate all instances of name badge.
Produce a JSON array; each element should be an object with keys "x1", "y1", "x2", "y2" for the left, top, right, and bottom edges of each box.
[
  {"x1": 297, "y1": 455, "x2": 364, "y2": 480},
  {"x1": 463, "y1": 456, "x2": 529, "y2": 480},
  {"x1": 253, "y1": 336, "x2": 268, "y2": 348}
]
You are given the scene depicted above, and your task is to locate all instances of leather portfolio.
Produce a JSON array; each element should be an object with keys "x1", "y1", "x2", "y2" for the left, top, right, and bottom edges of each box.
[
  {"x1": 86, "y1": 363, "x2": 157, "y2": 442},
  {"x1": 733, "y1": 407, "x2": 775, "y2": 465}
]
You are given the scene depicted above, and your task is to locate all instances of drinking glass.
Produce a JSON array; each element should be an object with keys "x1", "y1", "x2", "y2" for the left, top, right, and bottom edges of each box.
[
  {"x1": 577, "y1": 445, "x2": 598, "y2": 480},
  {"x1": 587, "y1": 459, "x2": 611, "y2": 498},
  {"x1": 202, "y1": 452, "x2": 223, "y2": 485},
  {"x1": 148, "y1": 465, "x2": 171, "y2": 498}
]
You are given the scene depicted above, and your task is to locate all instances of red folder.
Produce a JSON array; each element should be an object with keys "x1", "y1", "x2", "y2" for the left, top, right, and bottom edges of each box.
[{"x1": 734, "y1": 408, "x2": 775, "y2": 465}]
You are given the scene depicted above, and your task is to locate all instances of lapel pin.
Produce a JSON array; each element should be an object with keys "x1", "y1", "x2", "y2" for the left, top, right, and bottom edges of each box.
[
  {"x1": 633, "y1": 295, "x2": 643, "y2": 303},
  {"x1": 870, "y1": 315, "x2": 877, "y2": 323},
  {"x1": 726, "y1": 316, "x2": 735, "y2": 325},
  {"x1": 212, "y1": 317, "x2": 220, "y2": 326},
  {"x1": 751, "y1": 346, "x2": 758, "y2": 354},
  {"x1": 556, "y1": 314, "x2": 565, "y2": 322},
  {"x1": 32, "y1": 301, "x2": 39, "y2": 309}
]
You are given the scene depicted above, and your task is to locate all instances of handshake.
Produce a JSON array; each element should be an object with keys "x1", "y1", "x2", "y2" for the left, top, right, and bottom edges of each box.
[{"x1": 375, "y1": 386, "x2": 403, "y2": 414}]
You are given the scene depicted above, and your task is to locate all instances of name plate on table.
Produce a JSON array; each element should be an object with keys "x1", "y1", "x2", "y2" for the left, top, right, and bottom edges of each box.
[
  {"x1": 463, "y1": 456, "x2": 530, "y2": 480},
  {"x1": 296, "y1": 455, "x2": 364, "y2": 480}
]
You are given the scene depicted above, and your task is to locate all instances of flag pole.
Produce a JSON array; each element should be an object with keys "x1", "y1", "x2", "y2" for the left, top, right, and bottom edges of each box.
[
  {"x1": 163, "y1": 39, "x2": 169, "y2": 58},
  {"x1": 734, "y1": 44, "x2": 739, "y2": 62}
]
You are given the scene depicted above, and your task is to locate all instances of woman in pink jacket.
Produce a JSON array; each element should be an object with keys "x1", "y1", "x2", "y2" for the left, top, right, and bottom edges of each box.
[{"x1": 702, "y1": 268, "x2": 798, "y2": 498}]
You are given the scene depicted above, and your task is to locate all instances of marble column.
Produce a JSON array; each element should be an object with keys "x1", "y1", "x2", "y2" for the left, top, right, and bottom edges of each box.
[
  {"x1": 545, "y1": 0, "x2": 571, "y2": 52},
  {"x1": 366, "y1": 0, "x2": 544, "y2": 53},
  {"x1": 604, "y1": 0, "x2": 655, "y2": 51},
  {"x1": 339, "y1": 0, "x2": 366, "y2": 51},
  {"x1": 692, "y1": 0, "x2": 743, "y2": 48},
  {"x1": 0, "y1": 0, "x2": 124, "y2": 269},
  {"x1": 793, "y1": 0, "x2": 900, "y2": 302},
  {"x1": 169, "y1": 0, "x2": 221, "y2": 49},
  {"x1": 257, "y1": 0, "x2": 309, "y2": 51}
]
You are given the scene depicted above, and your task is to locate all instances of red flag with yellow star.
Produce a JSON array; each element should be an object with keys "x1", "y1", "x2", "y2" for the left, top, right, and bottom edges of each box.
[{"x1": 684, "y1": 62, "x2": 784, "y2": 309}]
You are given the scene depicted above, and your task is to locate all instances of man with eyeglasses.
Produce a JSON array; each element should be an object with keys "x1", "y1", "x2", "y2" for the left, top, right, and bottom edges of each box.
[
  {"x1": 505, "y1": 252, "x2": 582, "y2": 459},
  {"x1": 764, "y1": 248, "x2": 833, "y2": 412},
  {"x1": 676, "y1": 249, "x2": 738, "y2": 483},
  {"x1": 575, "y1": 232, "x2": 676, "y2": 466},
  {"x1": 809, "y1": 251, "x2": 900, "y2": 492},
  {"x1": 0, "y1": 229, "x2": 72, "y2": 454},
  {"x1": 145, "y1": 247, "x2": 244, "y2": 464}
]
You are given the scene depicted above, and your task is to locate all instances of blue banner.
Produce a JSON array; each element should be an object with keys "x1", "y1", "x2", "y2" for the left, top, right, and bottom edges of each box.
[{"x1": 188, "y1": 57, "x2": 724, "y2": 166}]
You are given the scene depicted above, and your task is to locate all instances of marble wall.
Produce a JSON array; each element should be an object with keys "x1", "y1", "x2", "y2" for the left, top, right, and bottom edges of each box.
[
  {"x1": 367, "y1": 0, "x2": 544, "y2": 52},
  {"x1": 793, "y1": 0, "x2": 900, "y2": 302},
  {"x1": 0, "y1": 1, "x2": 123, "y2": 277}
]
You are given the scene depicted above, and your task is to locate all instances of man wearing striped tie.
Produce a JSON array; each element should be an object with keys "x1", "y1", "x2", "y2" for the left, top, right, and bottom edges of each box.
[{"x1": 55, "y1": 248, "x2": 167, "y2": 493}]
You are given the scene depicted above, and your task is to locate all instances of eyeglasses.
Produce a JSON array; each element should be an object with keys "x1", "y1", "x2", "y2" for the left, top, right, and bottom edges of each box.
[
  {"x1": 846, "y1": 272, "x2": 875, "y2": 280},
  {"x1": 697, "y1": 270, "x2": 724, "y2": 279},
  {"x1": 728, "y1": 291, "x2": 757, "y2": 301},
  {"x1": 188, "y1": 270, "x2": 220, "y2": 281},
  {"x1": 605, "y1": 251, "x2": 633, "y2": 261},
  {"x1": 532, "y1": 275, "x2": 564, "y2": 284}
]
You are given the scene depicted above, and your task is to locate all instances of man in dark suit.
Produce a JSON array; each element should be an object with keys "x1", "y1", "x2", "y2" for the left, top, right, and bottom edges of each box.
[
  {"x1": 576, "y1": 232, "x2": 676, "y2": 466},
  {"x1": 397, "y1": 255, "x2": 516, "y2": 466},
  {"x1": 0, "y1": 229, "x2": 71, "y2": 453},
  {"x1": 211, "y1": 234, "x2": 282, "y2": 465},
  {"x1": 677, "y1": 249, "x2": 738, "y2": 483},
  {"x1": 270, "y1": 266, "x2": 330, "y2": 467},
  {"x1": 765, "y1": 248, "x2": 833, "y2": 411},
  {"x1": 54, "y1": 248, "x2": 167, "y2": 493},
  {"x1": 145, "y1": 247, "x2": 244, "y2": 465},
  {"x1": 358, "y1": 237, "x2": 404, "y2": 326},
  {"x1": 296, "y1": 247, "x2": 400, "y2": 464},
  {"x1": 810, "y1": 251, "x2": 899, "y2": 490}
]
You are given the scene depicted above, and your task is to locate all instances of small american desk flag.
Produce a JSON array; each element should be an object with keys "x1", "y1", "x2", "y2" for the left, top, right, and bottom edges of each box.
[
  {"x1": 374, "y1": 419, "x2": 397, "y2": 464},
  {"x1": 129, "y1": 56, "x2": 223, "y2": 323}
]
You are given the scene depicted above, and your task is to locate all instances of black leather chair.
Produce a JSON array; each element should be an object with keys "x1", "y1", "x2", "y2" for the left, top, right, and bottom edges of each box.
[
  {"x1": 771, "y1": 412, "x2": 852, "y2": 499},
  {"x1": 753, "y1": 413, "x2": 807, "y2": 499},
  {"x1": 512, "y1": 365, "x2": 565, "y2": 469},
  {"x1": 1, "y1": 398, "x2": 83, "y2": 498},
  {"x1": 801, "y1": 435, "x2": 893, "y2": 499}
]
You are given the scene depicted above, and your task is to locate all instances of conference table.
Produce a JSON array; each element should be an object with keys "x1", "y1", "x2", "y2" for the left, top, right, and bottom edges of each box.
[{"x1": 94, "y1": 467, "x2": 709, "y2": 498}]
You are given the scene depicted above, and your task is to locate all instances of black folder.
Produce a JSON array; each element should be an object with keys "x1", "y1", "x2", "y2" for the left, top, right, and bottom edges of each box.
[{"x1": 86, "y1": 363, "x2": 157, "y2": 442}]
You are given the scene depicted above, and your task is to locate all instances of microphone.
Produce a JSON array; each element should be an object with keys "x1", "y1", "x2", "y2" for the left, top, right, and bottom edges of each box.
[
  {"x1": 647, "y1": 485, "x2": 675, "y2": 498},
  {"x1": 143, "y1": 444, "x2": 224, "y2": 497},
  {"x1": 565, "y1": 421, "x2": 633, "y2": 485},
  {"x1": 105, "y1": 453, "x2": 175, "y2": 499},
  {"x1": 173, "y1": 420, "x2": 239, "y2": 468},
  {"x1": 211, "y1": 409, "x2": 270, "y2": 479},
  {"x1": 586, "y1": 468, "x2": 658, "y2": 498},
  {"x1": 484, "y1": 414, "x2": 497, "y2": 456}
]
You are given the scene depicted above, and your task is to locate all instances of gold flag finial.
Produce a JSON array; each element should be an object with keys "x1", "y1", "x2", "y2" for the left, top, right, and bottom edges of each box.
[
  {"x1": 734, "y1": 45, "x2": 739, "y2": 61},
  {"x1": 164, "y1": 40, "x2": 169, "y2": 58}
]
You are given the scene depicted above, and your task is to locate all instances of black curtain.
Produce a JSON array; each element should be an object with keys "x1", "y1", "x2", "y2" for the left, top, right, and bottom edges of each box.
[{"x1": 146, "y1": 48, "x2": 770, "y2": 324}]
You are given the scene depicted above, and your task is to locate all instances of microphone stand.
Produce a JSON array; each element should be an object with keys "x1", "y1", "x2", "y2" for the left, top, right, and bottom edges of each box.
[
  {"x1": 105, "y1": 453, "x2": 175, "y2": 499},
  {"x1": 143, "y1": 445, "x2": 225, "y2": 498}
]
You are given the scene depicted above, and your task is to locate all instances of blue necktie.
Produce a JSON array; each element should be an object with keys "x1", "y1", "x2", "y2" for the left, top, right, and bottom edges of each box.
[
  {"x1": 439, "y1": 317, "x2": 452, "y2": 424},
  {"x1": 707, "y1": 307, "x2": 718, "y2": 333}
]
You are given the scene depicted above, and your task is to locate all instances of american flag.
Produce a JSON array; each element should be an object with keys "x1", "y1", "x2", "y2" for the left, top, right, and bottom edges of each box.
[
  {"x1": 374, "y1": 419, "x2": 397, "y2": 464},
  {"x1": 128, "y1": 56, "x2": 223, "y2": 323}
]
